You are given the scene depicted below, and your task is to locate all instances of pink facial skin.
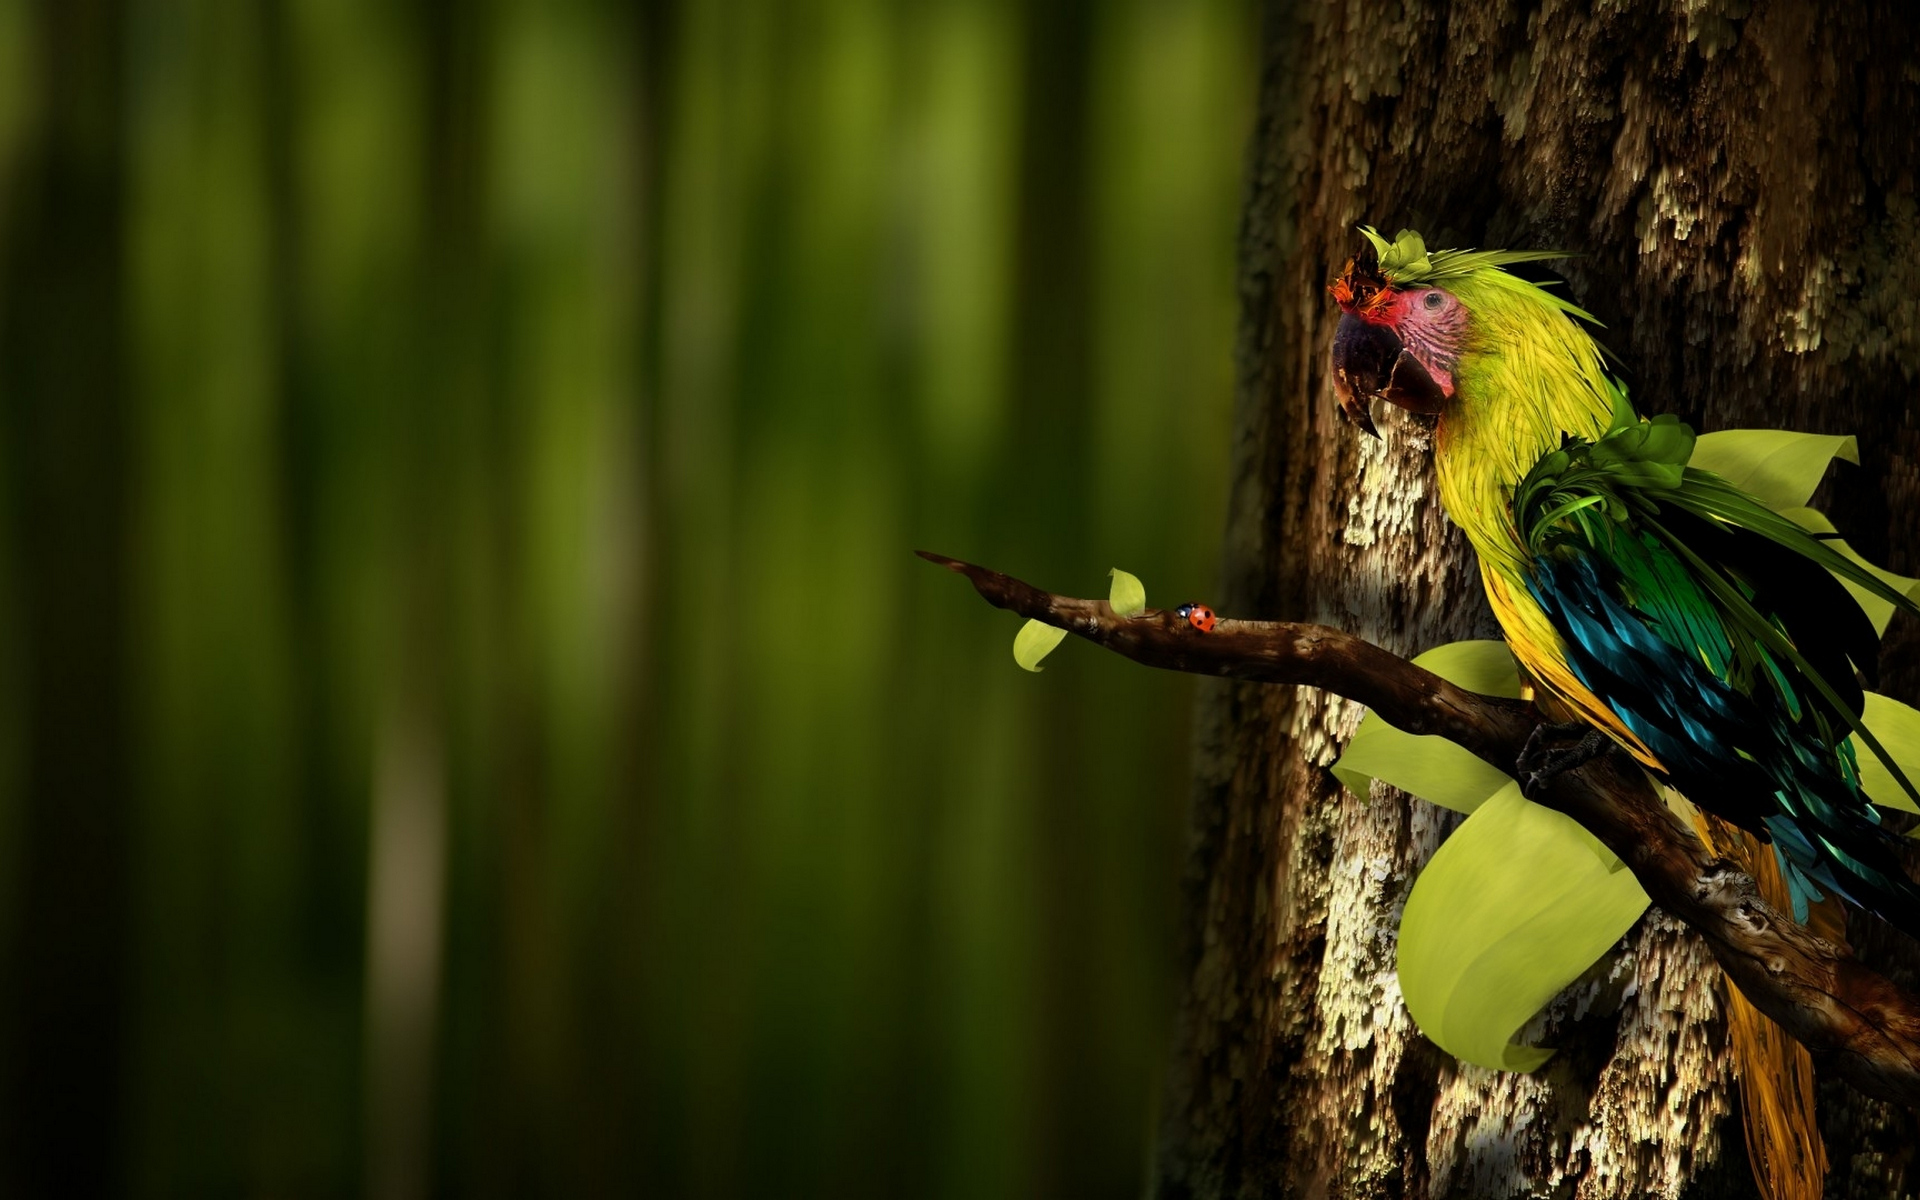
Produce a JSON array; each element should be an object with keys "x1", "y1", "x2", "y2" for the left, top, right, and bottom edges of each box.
[{"x1": 1343, "y1": 286, "x2": 1466, "y2": 399}]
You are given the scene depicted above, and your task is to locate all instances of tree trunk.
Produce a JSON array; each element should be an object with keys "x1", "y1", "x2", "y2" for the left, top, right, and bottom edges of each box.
[{"x1": 1155, "y1": 1, "x2": 1920, "y2": 1196}]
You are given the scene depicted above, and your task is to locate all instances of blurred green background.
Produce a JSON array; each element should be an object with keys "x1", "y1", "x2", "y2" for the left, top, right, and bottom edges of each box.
[{"x1": 0, "y1": 0, "x2": 1253, "y2": 1194}]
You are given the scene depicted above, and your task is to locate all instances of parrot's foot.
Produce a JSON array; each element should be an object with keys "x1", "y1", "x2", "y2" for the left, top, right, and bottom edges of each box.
[{"x1": 1517, "y1": 721, "x2": 1612, "y2": 797}]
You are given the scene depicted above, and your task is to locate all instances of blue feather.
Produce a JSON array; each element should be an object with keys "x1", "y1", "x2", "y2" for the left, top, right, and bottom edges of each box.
[{"x1": 1524, "y1": 508, "x2": 1920, "y2": 932}]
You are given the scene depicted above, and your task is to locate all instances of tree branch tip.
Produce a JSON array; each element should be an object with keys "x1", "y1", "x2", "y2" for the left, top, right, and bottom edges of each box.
[{"x1": 914, "y1": 549, "x2": 966, "y2": 571}]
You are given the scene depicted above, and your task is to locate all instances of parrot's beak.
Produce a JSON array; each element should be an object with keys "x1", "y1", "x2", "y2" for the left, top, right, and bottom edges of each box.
[
  {"x1": 1330, "y1": 311, "x2": 1448, "y2": 438},
  {"x1": 1331, "y1": 355, "x2": 1382, "y2": 438}
]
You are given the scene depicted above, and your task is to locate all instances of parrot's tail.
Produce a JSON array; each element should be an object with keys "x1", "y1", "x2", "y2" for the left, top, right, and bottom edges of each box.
[
  {"x1": 1691, "y1": 808, "x2": 1829, "y2": 1200},
  {"x1": 1759, "y1": 739, "x2": 1920, "y2": 937}
]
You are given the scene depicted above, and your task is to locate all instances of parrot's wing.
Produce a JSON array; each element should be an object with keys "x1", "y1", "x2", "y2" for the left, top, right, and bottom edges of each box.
[{"x1": 1513, "y1": 413, "x2": 1920, "y2": 924}]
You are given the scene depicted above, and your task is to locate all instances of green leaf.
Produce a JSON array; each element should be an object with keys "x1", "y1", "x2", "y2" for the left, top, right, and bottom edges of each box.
[
  {"x1": 1389, "y1": 228, "x2": 1431, "y2": 276},
  {"x1": 1688, "y1": 429, "x2": 1859, "y2": 512},
  {"x1": 1107, "y1": 568, "x2": 1146, "y2": 618},
  {"x1": 1330, "y1": 641, "x2": 1523, "y2": 814},
  {"x1": 1012, "y1": 619, "x2": 1067, "y2": 672},
  {"x1": 1397, "y1": 783, "x2": 1650, "y2": 1072},
  {"x1": 1408, "y1": 640, "x2": 1530, "y2": 698},
  {"x1": 1332, "y1": 725, "x2": 1517, "y2": 815},
  {"x1": 1780, "y1": 507, "x2": 1920, "y2": 637},
  {"x1": 1852, "y1": 692, "x2": 1920, "y2": 817}
]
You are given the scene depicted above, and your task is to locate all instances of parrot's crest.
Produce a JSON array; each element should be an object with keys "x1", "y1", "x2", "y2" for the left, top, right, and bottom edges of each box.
[
  {"x1": 1332, "y1": 226, "x2": 1604, "y2": 329},
  {"x1": 1356, "y1": 225, "x2": 1568, "y2": 287}
]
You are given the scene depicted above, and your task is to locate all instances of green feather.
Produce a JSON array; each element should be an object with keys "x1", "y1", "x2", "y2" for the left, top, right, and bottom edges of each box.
[
  {"x1": 1357, "y1": 226, "x2": 1600, "y2": 322},
  {"x1": 1516, "y1": 405, "x2": 1920, "y2": 809},
  {"x1": 1639, "y1": 512, "x2": 1920, "y2": 809}
]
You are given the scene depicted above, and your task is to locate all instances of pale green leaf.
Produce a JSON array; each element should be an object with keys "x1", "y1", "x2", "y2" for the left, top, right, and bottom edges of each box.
[
  {"x1": 1408, "y1": 640, "x2": 1528, "y2": 698},
  {"x1": 1108, "y1": 568, "x2": 1146, "y2": 618},
  {"x1": 1780, "y1": 507, "x2": 1920, "y2": 637},
  {"x1": 1331, "y1": 725, "x2": 1516, "y2": 816},
  {"x1": 1012, "y1": 619, "x2": 1067, "y2": 672},
  {"x1": 1852, "y1": 692, "x2": 1920, "y2": 817},
  {"x1": 1397, "y1": 783, "x2": 1649, "y2": 1072},
  {"x1": 1688, "y1": 429, "x2": 1858, "y2": 512},
  {"x1": 1331, "y1": 641, "x2": 1521, "y2": 814}
]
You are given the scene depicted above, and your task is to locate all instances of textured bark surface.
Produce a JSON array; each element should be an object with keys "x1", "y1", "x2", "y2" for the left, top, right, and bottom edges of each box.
[{"x1": 1156, "y1": 1, "x2": 1920, "y2": 1197}]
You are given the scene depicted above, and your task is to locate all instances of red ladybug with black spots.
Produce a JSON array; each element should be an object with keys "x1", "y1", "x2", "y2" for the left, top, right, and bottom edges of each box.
[{"x1": 1174, "y1": 602, "x2": 1217, "y2": 633}]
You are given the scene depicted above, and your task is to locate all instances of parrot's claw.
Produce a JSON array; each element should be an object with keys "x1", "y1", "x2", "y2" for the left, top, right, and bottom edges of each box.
[{"x1": 1517, "y1": 721, "x2": 1613, "y2": 797}]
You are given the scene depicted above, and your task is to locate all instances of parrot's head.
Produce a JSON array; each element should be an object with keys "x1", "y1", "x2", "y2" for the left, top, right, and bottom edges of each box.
[
  {"x1": 1329, "y1": 236, "x2": 1458, "y2": 437},
  {"x1": 1327, "y1": 227, "x2": 1585, "y2": 438}
]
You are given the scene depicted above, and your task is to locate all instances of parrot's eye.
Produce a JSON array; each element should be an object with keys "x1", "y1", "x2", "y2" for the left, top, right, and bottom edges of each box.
[{"x1": 1422, "y1": 290, "x2": 1445, "y2": 310}]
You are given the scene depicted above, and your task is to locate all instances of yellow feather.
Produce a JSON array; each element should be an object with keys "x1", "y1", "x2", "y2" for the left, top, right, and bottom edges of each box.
[
  {"x1": 1481, "y1": 563, "x2": 1661, "y2": 767},
  {"x1": 1431, "y1": 267, "x2": 1660, "y2": 767},
  {"x1": 1424, "y1": 249, "x2": 1824, "y2": 1199},
  {"x1": 1691, "y1": 811, "x2": 1829, "y2": 1200}
]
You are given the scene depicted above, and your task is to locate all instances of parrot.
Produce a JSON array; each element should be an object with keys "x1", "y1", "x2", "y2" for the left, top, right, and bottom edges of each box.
[{"x1": 1326, "y1": 226, "x2": 1920, "y2": 932}]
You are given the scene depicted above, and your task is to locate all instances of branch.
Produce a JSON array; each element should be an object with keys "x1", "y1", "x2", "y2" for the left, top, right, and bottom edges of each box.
[{"x1": 920, "y1": 550, "x2": 1920, "y2": 1109}]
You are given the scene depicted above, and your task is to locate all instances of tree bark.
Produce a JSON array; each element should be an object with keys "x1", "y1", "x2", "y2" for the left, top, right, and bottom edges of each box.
[{"x1": 1153, "y1": 1, "x2": 1920, "y2": 1197}]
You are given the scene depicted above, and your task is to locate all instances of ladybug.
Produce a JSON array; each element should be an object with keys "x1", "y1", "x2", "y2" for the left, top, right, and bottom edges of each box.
[{"x1": 1174, "y1": 602, "x2": 1218, "y2": 633}]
